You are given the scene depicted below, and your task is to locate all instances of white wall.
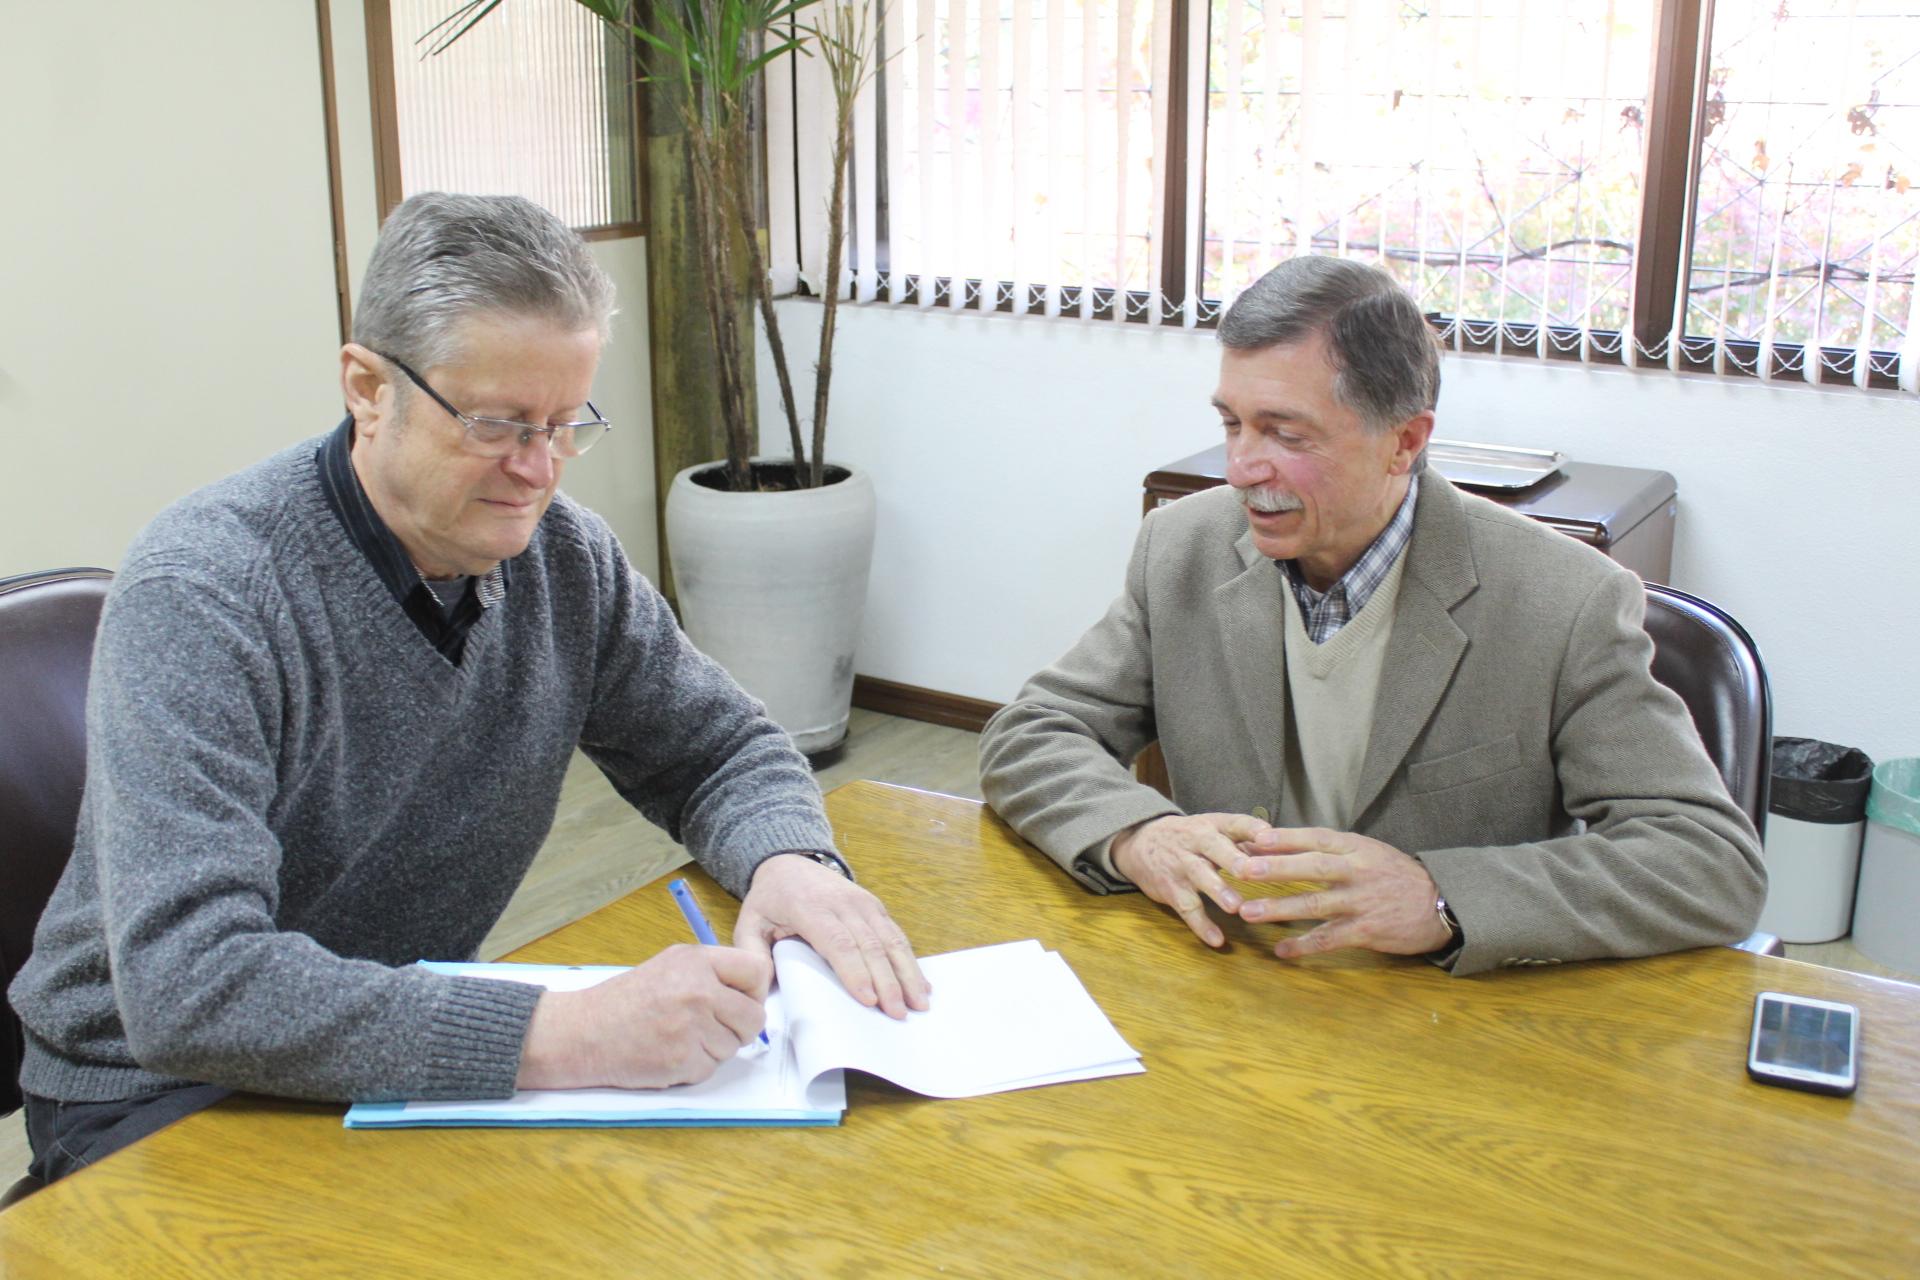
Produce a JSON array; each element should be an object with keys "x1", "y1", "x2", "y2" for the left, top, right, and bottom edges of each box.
[
  {"x1": 0, "y1": 1, "x2": 660, "y2": 585},
  {"x1": 1, "y1": 4, "x2": 341, "y2": 576},
  {"x1": 766, "y1": 300, "x2": 1920, "y2": 764},
  {"x1": 563, "y1": 238, "x2": 657, "y2": 581}
]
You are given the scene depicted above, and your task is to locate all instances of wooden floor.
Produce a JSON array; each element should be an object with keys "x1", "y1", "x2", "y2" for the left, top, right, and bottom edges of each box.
[{"x1": 3, "y1": 707, "x2": 1910, "y2": 1186}]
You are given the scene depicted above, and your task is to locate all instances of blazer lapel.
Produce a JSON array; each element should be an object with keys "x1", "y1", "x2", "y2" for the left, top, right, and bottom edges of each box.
[
  {"x1": 1352, "y1": 476, "x2": 1478, "y2": 824},
  {"x1": 1215, "y1": 527, "x2": 1288, "y2": 801}
]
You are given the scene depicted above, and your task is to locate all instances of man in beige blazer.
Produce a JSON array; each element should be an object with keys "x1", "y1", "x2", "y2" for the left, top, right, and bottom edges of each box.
[{"x1": 979, "y1": 257, "x2": 1765, "y2": 975}]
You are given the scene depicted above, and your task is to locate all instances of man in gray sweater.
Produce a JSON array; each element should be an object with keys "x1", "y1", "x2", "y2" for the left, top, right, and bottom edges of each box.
[{"x1": 9, "y1": 193, "x2": 927, "y2": 1184}]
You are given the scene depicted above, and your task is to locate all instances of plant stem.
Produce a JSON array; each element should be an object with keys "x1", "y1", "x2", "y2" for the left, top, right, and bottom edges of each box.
[
  {"x1": 733, "y1": 129, "x2": 808, "y2": 484},
  {"x1": 689, "y1": 121, "x2": 753, "y2": 491},
  {"x1": 812, "y1": 85, "x2": 855, "y2": 488}
]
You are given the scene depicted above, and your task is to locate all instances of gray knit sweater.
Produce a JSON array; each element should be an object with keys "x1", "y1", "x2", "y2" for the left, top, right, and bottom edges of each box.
[{"x1": 10, "y1": 437, "x2": 838, "y2": 1104}]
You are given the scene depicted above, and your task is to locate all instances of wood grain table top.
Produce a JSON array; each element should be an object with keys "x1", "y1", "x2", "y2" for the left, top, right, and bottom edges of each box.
[{"x1": 3, "y1": 781, "x2": 1917, "y2": 1278}]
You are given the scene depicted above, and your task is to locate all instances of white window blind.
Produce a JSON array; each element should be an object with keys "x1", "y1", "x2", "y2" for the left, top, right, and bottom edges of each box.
[
  {"x1": 771, "y1": 0, "x2": 1918, "y2": 390},
  {"x1": 1202, "y1": 1, "x2": 1657, "y2": 354},
  {"x1": 1681, "y1": 0, "x2": 1918, "y2": 388},
  {"x1": 776, "y1": 0, "x2": 1180, "y2": 321},
  {"x1": 385, "y1": 0, "x2": 640, "y2": 231}
]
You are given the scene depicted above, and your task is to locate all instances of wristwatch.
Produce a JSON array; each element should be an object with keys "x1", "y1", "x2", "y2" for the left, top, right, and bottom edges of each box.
[
  {"x1": 786, "y1": 849, "x2": 855, "y2": 882},
  {"x1": 1434, "y1": 893, "x2": 1464, "y2": 949}
]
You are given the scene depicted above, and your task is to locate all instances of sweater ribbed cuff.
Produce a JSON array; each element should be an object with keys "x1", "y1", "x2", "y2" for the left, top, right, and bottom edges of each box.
[
  {"x1": 419, "y1": 976, "x2": 546, "y2": 1100},
  {"x1": 705, "y1": 812, "x2": 842, "y2": 898}
]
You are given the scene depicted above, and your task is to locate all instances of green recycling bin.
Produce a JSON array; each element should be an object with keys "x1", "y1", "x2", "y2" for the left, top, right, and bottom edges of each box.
[{"x1": 1851, "y1": 758, "x2": 1920, "y2": 973}]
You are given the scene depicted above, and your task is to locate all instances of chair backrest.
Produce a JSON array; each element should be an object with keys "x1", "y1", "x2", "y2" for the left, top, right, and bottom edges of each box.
[
  {"x1": 0, "y1": 567, "x2": 112, "y2": 1116},
  {"x1": 1642, "y1": 583, "x2": 1772, "y2": 840}
]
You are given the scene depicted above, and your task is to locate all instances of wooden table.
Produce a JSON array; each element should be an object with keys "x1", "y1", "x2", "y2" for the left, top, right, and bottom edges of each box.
[{"x1": 4, "y1": 782, "x2": 1918, "y2": 1277}]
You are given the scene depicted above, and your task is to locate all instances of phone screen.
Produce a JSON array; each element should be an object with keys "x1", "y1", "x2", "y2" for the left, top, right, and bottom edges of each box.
[{"x1": 1755, "y1": 997, "x2": 1854, "y2": 1075}]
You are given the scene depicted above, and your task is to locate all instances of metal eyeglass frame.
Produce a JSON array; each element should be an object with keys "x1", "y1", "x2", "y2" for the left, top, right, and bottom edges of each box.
[{"x1": 377, "y1": 351, "x2": 611, "y2": 458}]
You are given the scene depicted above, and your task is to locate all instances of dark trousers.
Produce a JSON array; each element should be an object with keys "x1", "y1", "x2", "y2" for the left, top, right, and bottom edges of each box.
[{"x1": 23, "y1": 1084, "x2": 231, "y2": 1185}]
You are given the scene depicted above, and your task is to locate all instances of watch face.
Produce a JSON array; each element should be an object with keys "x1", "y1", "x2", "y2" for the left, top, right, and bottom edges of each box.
[{"x1": 808, "y1": 851, "x2": 853, "y2": 880}]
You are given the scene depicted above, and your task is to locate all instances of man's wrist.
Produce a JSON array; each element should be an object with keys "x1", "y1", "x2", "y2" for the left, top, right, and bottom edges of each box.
[
  {"x1": 518, "y1": 990, "x2": 585, "y2": 1091},
  {"x1": 1107, "y1": 819, "x2": 1154, "y2": 879},
  {"x1": 761, "y1": 849, "x2": 854, "y2": 882},
  {"x1": 1429, "y1": 893, "x2": 1465, "y2": 959}
]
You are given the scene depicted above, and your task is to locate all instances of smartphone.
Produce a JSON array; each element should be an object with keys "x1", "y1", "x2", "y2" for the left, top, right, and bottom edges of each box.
[{"x1": 1746, "y1": 991, "x2": 1859, "y2": 1096}]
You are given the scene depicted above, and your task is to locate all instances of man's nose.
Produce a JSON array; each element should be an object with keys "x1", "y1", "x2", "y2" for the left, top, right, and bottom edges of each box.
[
  {"x1": 1224, "y1": 438, "x2": 1271, "y2": 488},
  {"x1": 502, "y1": 433, "x2": 558, "y2": 488}
]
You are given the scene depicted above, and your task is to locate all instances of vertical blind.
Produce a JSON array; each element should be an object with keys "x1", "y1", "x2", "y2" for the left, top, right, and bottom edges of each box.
[
  {"x1": 386, "y1": 0, "x2": 640, "y2": 230},
  {"x1": 776, "y1": 0, "x2": 1180, "y2": 321},
  {"x1": 771, "y1": 0, "x2": 1916, "y2": 390},
  {"x1": 1204, "y1": 1, "x2": 1654, "y2": 353},
  {"x1": 890, "y1": 0, "x2": 1174, "y2": 318},
  {"x1": 1683, "y1": 0, "x2": 1917, "y2": 387}
]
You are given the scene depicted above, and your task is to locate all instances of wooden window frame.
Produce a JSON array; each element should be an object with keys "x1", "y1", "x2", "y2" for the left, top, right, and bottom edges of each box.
[{"x1": 362, "y1": 0, "x2": 648, "y2": 239}]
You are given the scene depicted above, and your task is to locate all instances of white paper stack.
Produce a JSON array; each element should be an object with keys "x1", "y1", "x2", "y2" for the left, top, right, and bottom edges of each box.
[{"x1": 343, "y1": 939, "x2": 1142, "y2": 1129}]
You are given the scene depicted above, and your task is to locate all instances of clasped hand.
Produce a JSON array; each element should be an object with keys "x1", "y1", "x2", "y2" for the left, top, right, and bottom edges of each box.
[
  {"x1": 518, "y1": 854, "x2": 929, "y2": 1092},
  {"x1": 1111, "y1": 814, "x2": 1453, "y2": 958}
]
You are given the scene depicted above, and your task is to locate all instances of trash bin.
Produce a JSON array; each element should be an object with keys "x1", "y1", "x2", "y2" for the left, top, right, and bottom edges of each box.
[
  {"x1": 1757, "y1": 737, "x2": 1874, "y2": 943},
  {"x1": 1851, "y1": 758, "x2": 1920, "y2": 973}
]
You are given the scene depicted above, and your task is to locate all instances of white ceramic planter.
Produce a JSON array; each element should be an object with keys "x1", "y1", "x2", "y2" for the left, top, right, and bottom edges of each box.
[{"x1": 665, "y1": 459, "x2": 876, "y2": 754}]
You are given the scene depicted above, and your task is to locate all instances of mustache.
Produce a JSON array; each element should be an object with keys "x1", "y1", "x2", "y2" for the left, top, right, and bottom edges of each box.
[{"x1": 1235, "y1": 485, "x2": 1303, "y2": 515}]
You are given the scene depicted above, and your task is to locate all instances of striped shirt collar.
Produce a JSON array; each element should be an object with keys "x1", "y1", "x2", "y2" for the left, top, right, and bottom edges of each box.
[
  {"x1": 315, "y1": 417, "x2": 508, "y2": 662},
  {"x1": 1279, "y1": 472, "x2": 1420, "y2": 646}
]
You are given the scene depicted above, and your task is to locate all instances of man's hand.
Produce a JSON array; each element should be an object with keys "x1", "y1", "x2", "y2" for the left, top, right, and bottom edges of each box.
[
  {"x1": 1234, "y1": 827, "x2": 1454, "y2": 958},
  {"x1": 734, "y1": 854, "x2": 931, "y2": 1020},
  {"x1": 517, "y1": 943, "x2": 771, "y2": 1091},
  {"x1": 1109, "y1": 812, "x2": 1269, "y2": 947}
]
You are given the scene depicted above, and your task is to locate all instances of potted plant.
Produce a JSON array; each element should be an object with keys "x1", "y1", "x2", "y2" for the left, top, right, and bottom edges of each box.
[{"x1": 431, "y1": 0, "x2": 887, "y2": 753}]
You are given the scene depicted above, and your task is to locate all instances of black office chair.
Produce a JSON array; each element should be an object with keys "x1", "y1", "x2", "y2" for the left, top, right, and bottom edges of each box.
[
  {"x1": 0, "y1": 567, "x2": 112, "y2": 1210},
  {"x1": 1641, "y1": 583, "x2": 1782, "y2": 958}
]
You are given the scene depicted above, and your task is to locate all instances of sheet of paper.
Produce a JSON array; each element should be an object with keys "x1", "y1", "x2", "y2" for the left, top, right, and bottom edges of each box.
[{"x1": 773, "y1": 938, "x2": 1143, "y2": 1099}]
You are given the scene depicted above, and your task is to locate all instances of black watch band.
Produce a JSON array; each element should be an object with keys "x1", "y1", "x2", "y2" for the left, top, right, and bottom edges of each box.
[{"x1": 787, "y1": 849, "x2": 854, "y2": 882}]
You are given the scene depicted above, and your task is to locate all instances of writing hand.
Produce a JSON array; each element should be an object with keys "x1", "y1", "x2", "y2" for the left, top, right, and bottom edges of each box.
[{"x1": 517, "y1": 943, "x2": 771, "y2": 1090}]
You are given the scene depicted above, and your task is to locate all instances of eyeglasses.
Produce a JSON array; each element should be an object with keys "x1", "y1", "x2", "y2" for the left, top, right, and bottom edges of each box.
[{"x1": 378, "y1": 352, "x2": 612, "y2": 459}]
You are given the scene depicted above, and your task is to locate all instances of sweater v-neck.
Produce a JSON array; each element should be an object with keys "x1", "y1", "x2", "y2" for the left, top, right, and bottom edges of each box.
[{"x1": 296, "y1": 465, "x2": 504, "y2": 687}]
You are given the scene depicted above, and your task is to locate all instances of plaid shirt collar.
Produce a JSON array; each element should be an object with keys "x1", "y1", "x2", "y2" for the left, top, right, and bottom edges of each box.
[
  {"x1": 1279, "y1": 472, "x2": 1419, "y2": 646},
  {"x1": 315, "y1": 416, "x2": 508, "y2": 662}
]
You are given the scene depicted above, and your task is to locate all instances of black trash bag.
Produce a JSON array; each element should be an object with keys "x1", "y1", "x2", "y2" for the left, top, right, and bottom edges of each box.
[{"x1": 1770, "y1": 737, "x2": 1874, "y2": 824}]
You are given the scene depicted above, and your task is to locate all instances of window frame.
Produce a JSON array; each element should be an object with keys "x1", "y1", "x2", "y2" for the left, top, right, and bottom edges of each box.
[{"x1": 362, "y1": 0, "x2": 648, "y2": 240}]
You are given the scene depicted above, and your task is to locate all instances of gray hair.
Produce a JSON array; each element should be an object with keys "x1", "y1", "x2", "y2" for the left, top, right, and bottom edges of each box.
[
  {"x1": 352, "y1": 193, "x2": 616, "y2": 371},
  {"x1": 1217, "y1": 256, "x2": 1441, "y2": 432}
]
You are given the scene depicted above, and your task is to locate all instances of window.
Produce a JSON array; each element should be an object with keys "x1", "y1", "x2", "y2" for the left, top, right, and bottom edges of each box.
[
  {"x1": 777, "y1": 0, "x2": 1917, "y2": 389},
  {"x1": 879, "y1": 0, "x2": 1174, "y2": 318},
  {"x1": 1201, "y1": 3, "x2": 1652, "y2": 350},
  {"x1": 1678, "y1": 0, "x2": 1916, "y2": 384},
  {"x1": 367, "y1": 0, "x2": 643, "y2": 235}
]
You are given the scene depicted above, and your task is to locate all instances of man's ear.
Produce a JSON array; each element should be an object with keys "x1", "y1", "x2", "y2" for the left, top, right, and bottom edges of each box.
[
  {"x1": 1389, "y1": 409, "x2": 1436, "y2": 476},
  {"x1": 340, "y1": 343, "x2": 394, "y2": 439}
]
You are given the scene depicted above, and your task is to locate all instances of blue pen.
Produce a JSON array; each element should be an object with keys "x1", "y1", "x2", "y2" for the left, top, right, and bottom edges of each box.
[{"x1": 668, "y1": 878, "x2": 770, "y2": 1047}]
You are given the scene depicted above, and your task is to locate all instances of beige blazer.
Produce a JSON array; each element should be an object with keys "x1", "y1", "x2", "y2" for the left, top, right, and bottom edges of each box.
[{"x1": 979, "y1": 475, "x2": 1766, "y2": 975}]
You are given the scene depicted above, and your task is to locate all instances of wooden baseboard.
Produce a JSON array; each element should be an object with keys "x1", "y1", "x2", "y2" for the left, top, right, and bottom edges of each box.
[{"x1": 852, "y1": 676, "x2": 1001, "y2": 734}]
